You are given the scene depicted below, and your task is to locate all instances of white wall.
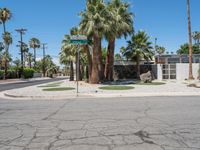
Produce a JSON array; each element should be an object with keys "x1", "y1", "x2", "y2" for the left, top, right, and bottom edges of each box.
[
  {"x1": 157, "y1": 64, "x2": 163, "y2": 80},
  {"x1": 33, "y1": 73, "x2": 42, "y2": 78},
  {"x1": 176, "y1": 63, "x2": 199, "y2": 80}
]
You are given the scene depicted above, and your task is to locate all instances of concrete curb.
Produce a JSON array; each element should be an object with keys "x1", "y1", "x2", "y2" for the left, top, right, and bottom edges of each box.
[{"x1": 2, "y1": 91, "x2": 200, "y2": 100}]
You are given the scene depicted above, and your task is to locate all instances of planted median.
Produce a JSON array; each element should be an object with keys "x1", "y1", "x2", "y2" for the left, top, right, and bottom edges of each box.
[
  {"x1": 43, "y1": 87, "x2": 75, "y2": 91},
  {"x1": 99, "y1": 85, "x2": 134, "y2": 90}
]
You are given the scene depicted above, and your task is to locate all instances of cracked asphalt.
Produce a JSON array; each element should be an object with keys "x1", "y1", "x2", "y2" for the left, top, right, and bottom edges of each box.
[{"x1": 0, "y1": 96, "x2": 200, "y2": 150}]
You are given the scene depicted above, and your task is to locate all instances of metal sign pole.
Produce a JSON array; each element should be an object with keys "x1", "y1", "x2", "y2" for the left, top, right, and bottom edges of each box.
[
  {"x1": 77, "y1": 44, "x2": 80, "y2": 97},
  {"x1": 70, "y1": 35, "x2": 88, "y2": 97}
]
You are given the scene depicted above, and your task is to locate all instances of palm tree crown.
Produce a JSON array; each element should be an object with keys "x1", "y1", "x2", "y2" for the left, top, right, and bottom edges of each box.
[
  {"x1": 29, "y1": 38, "x2": 40, "y2": 67},
  {"x1": 123, "y1": 31, "x2": 153, "y2": 77},
  {"x1": 0, "y1": 8, "x2": 12, "y2": 32}
]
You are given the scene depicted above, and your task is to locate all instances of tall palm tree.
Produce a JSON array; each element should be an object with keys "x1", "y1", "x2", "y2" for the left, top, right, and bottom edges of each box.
[
  {"x1": 123, "y1": 31, "x2": 153, "y2": 78},
  {"x1": 104, "y1": 0, "x2": 133, "y2": 81},
  {"x1": 2, "y1": 32, "x2": 12, "y2": 79},
  {"x1": 79, "y1": 0, "x2": 108, "y2": 84},
  {"x1": 187, "y1": 0, "x2": 194, "y2": 80},
  {"x1": 192, "y1": 31, "x2": 200, "y2": 45},
  {"x1": 156, "y1": 46, "x2": 166, "y2": 63},
  {"x1": 0, "y1": 8, "x2": 12, "y2": 33},
  {"x1": 27, "y1": 52, "x2": 33, "y2": 68},
  {"x1": 60, "y1": 35, "x2": 77, "y2": 81},
  {"x1": 22, "y1": 43, "x2": 29, "y2": 67},
  {"x1": 29, "y1": 38, "x2": 41, "y2": 68}
]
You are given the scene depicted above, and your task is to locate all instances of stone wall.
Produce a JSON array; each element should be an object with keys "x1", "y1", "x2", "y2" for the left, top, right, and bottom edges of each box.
[{"x1": 113, "y1": 65, "x2": 157, "y2": 80}]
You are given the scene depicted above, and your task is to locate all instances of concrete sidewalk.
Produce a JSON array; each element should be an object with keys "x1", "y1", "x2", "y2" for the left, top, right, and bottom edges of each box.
[{"x1": 1, "y1": 79, "x2": 200, "y2": 100}]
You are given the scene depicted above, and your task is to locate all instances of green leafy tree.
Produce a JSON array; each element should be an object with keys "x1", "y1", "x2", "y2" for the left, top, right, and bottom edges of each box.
[{"x1": 123, "y1": 31, "x2": 153, "y2": 77}]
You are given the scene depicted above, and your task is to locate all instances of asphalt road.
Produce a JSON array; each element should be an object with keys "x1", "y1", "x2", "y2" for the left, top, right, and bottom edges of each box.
[
  {"x1": 0, "y1": 96, "x2": 200, "y2": 150},
  {"x1": 0, "y1": 77, "x2": 68, "y2": 92}
]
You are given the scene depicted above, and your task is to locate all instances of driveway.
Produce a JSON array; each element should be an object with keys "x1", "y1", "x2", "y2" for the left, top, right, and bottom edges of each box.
[{"x1": 0, "y1": 96, "x2": 200, "y2": 150}]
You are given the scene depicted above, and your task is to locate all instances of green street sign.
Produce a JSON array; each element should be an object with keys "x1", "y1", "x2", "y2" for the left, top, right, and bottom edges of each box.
[
  {"x1": 70, "y1": 35, "x2": 88, "y2": 45},
  {"x1": 70, "y1": 39, "x2": 88, "y2": 45}
]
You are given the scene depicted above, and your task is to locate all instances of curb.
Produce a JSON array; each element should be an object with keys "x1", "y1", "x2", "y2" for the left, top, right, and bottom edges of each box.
[{"x1": 2, "y1": 91, "x2": 200, "y2": 100}]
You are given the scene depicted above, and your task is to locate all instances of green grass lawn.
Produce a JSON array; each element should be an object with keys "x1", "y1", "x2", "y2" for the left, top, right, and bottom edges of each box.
[
  {"x1": 43, "y1": 87, "x2": 75, "y2": 91},
  {"x1": 135, "y1": 82, "x2": 166, "y2": 85},
  {"x1": 38, "y1": 82, "x2": 64, "y2": 88},
  {"x1": 99, "y1": 85, "x2": 134, "y2": 90}
]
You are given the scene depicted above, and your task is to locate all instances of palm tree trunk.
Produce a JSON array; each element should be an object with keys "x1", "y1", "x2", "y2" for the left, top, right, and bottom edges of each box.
[
  {"x1": 108, "y1": 39, "x2": 115, "y2": 81},
  {"x1": 2, "y1": 23, "x2": 7, "y2": 80},
  {"x1": 98, "y1": 39, "x2": 104, "y2": 81},
  {"x1": 105, "y1": 38, "x2": 115, "y2": 81},
  {"x1": 34, "y1": 48, "x2": 36, "y2": 67},
  {"x1": 104, "y1": 46, "x2": 110, "y2": 80},
  {"x1": 3, "y1": 22, "x2": 6, "y2": 33},
  {"x1": 90, "y1": 31, "x2": 99, "y2": 84},
  {"x1": 3, "y1": 45, "x2": 9, "y2": 80},
  {"x1": 70, "y1": 61, "x2": 74, "y2": 81},
  {"x1": 136, "y1": 56, "x2": 140, "y2": 78},
  {"x1": 187, "y1": 0, "x2": 194, "y2": 80},
  {"x1": 29, "y1": 58, "x2": 32, "y2": 68},
  {"x1": 85, "y1": 45, "x2": 92, "y2": 82}
]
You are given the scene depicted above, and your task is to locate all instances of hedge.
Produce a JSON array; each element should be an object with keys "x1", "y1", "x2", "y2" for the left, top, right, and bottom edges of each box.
[{"x1": 23, "y1": 68, "x2": 35, "y2": 79}]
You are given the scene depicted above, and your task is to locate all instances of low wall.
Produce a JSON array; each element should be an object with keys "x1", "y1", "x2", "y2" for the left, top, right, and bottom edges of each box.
[
  {"x1": 33, "y1": 73, "x2": 42, "y2": 78},
  {"x1": 113, "y1": 65, "x2": 157, "y2": 80},
  {"x1": 176, "y1": 63, "x2": 200, "y2": 80}
]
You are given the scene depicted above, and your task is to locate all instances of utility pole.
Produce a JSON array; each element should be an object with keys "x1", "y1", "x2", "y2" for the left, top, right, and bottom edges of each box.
[
  {"x1": 186, "y1": 0, "x2": 194, "y2": 80},
  {"x1": 154, "y1": 38, "x2": 157, "y2": 54},
  {"x1": 15, "y1": 28, "x2": 27, "y2": 78},
  {"x1": 42, "y1": 43, "x2": 47, "y2": 77},
  {"x1": 154, "y1": 38, "x2": 158, "y2": 63}
]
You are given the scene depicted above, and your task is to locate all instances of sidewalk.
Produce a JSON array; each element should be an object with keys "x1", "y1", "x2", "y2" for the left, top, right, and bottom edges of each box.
[{"x1": 1, "y1": 79, "x2": 200, "y2": 100}]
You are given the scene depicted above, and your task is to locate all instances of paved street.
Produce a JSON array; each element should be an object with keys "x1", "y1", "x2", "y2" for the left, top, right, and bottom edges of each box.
[
  {"x1": 0, "y1": 77, "x2": 68, "y2": 92},
  {"x1": 0, "y1": 96, "x2": 200, "y2": 150}
]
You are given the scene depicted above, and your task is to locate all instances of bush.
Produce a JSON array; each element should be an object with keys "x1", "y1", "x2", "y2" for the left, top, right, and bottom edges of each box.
[
  {"x1": 7, "y1": 70, "x2": 17, "y2": 79},
  {"x1": 23, "y1": 68, "x2": 35, "y2": 79}
]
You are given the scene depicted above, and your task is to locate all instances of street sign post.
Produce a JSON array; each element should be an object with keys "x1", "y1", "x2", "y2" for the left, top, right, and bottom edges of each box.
[{"x1": 70, "y1": 35, "x2": 88, "y2": 96}]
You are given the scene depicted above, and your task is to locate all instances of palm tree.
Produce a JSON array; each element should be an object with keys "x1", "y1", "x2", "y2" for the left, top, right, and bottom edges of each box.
[
  {"x1": 13, "y1": 58, "x2": 20, "y2": 78},
  {"x1": 29, "y1": 38, "x2": 41, "y2": 68},
  {"x1": 187, "y1": 0, "x2": 194, "y2": 80},
  {"x1": 192, "y1": 31, "x2": 200, "y2": 45},
  {"x1": 156, "y1": 46, "x2": 166, "y2": 63},
  {"x1": 0, "y1": 8, "x2": 12, "y2": 33},
  {"x1": 2, "y1": 32, "x2": 12, "y2": 79},
  {"x1": 22, "y1": 43, "x2": 29, "y2": 67},
  {"x1": 60, "y1": 34, "x2": 77, "y2": 81},
  {"x1": 27, "y1": 52, "x2": 33, "y2": 68},
  {"x1": 79, "y1": 0, "x2": 108, "y2": 84},
  {"x1": 123, "y1": 31, "x2": 153, "y2": 78},
  {"x1": 104, "y1": 0, "x2": 133, "y2": 81}
]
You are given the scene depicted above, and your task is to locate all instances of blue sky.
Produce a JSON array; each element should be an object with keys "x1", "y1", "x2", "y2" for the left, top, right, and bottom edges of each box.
[{"x1": 0, "y1": 0, "x2": 200, "y2": 65}]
